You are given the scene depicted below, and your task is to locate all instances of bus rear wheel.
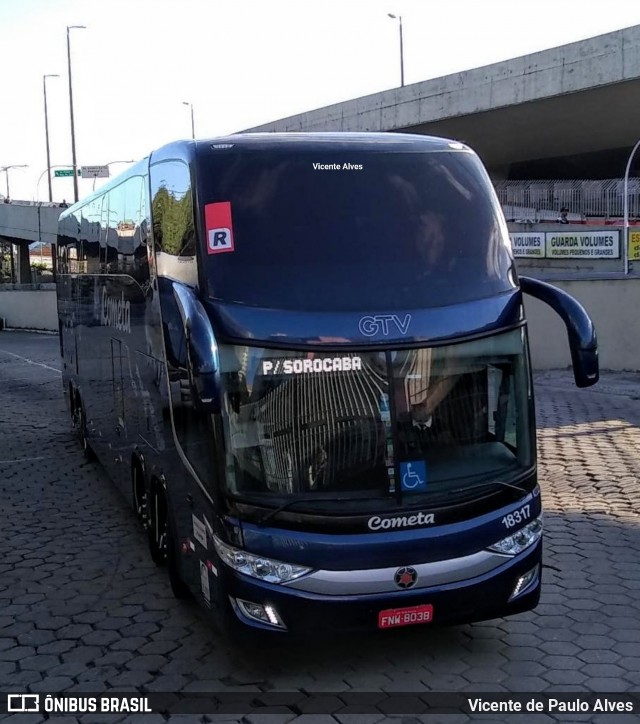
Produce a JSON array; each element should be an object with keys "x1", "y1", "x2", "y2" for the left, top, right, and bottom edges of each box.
[{"x1": 73, "y1": 395, "x2": 95, "y2": 461}]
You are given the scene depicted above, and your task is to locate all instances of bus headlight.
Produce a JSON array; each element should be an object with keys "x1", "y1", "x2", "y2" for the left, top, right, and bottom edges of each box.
[
  {"x1": 213, "y1": 536, "x2": 312, "y2": 584},
  {"x1": 488, "y1": 517, "x2": 543, "y2": 556}
]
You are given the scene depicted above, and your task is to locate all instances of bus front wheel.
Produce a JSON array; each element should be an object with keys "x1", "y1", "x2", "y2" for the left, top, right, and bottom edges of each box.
[
  {"x1": 145, "y1": 478, "x2": 191, "y2": 599},
  {"x1": 166, "y1": 505, "x2": 191, "y2": 600}
]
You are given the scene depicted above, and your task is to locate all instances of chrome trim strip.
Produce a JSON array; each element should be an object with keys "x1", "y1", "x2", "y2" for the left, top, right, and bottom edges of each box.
[{"x1": 283, "y1": 550, "x2": 511, "y2": 595}]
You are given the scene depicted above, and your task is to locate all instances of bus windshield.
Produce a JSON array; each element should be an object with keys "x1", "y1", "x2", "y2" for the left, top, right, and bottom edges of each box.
[
  {"x1": 219, "y1": 328, "x2": 533, "y2": 511},
  {"x1": 200, "y1": 149, "x2": 515, "y2": 311}
]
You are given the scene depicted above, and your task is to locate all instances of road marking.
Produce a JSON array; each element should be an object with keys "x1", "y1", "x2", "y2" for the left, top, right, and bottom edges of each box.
[
  {"x1": 0, "y1": 349, "x2": 62, "y2": 375},
  {"x1": 0, "y1": 456, "x2": 46, "y2": 464}
]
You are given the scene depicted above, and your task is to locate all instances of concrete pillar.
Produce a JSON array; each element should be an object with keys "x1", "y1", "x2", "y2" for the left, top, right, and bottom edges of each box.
[{"x1": 17, "y1": 242, "x2": 31, "y2": 284}]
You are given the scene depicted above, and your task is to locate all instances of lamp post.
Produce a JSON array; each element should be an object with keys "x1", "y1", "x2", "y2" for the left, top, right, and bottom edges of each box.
[
  {"x1": 35, "y1": 164, "x2": 78, "y2": 201},
  {"x1": 387, "y1": 13, "x2": 404, "y2": 87},
  {"x1": 1, "y1": 164, "x2": 28, "y2": 200},
  {"x1": 182, "y1": 101, "x2": 195, "y2": 139},
  {"x1": 43, "y1": 74, "x2": 60, "y2": 202},
  {"x1": 623, "y1": 138, "x2": 640, "y2": 275},
  {"x1": 67, "y1": 24, "x2": 86, "y2": 203}
]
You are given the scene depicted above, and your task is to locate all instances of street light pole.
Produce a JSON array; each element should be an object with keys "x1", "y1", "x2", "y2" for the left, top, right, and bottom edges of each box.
[
  {"x1": 43, "y1": 74, "x2": 60, "y2": 203},
  {"x1": 67, "y1": 24, "x2": 86, "y2": 203},
  {"x1": 387, "y1": 13, "x2": 404, "y2": 87},
  {"x1": 34, "y1": 164, "x2": 72, "y2": 201},
  {"x1": 623, "y1": 138, "x2": 640, "y2": 275},
  {"x1": 182, "y1": 101, "x2": 195, "y2": 139},
  {"x1": 1, "y1": 164, "x2": 28, "y2": 200}
]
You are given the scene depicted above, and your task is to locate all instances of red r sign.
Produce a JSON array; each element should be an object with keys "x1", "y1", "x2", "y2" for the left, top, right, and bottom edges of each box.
[{"x1": 205, "y1": 202, "x2": 235, "y2": 254}]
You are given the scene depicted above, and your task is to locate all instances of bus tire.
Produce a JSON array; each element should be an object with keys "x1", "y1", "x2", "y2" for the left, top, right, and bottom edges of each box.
[
  {"x1": 212, "y1": 582, "x2": 236, "y2": 638},
  {"x1": 74, "y1": 396, "x2": 96, "y2": 461},
  {"x1": 69, "y1": 383, "x2": 76, "y2": 420},
  {"x1": 146, "y1": 478, "x2": 168, "y2": 566},
  {"x1": 132, "y1": 460, "x2": 145, "y2": 521},
  {"x1": 166, "y1": 507, "x2": 191, "y2": 600}
]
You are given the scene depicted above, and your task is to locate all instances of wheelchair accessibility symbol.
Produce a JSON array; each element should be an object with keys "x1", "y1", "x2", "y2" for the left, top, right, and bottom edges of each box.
[{"x1": 400, "y1": 461, "x2": 427, "y2": 492}]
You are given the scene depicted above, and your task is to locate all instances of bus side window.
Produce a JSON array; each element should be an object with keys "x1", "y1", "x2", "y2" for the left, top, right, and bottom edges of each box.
[
  {"x1": 150, "y1": 160, "x2": 196, "y2": 265},
  {"x1": 82, "y1": 198, "x2": 101, "y2": 274},
  {"x1": 150, "y1": 160, "x2": 197, "y2": 372},
  {"x1": 104, "y1": 175, "x2": 149, "y2": 284}
]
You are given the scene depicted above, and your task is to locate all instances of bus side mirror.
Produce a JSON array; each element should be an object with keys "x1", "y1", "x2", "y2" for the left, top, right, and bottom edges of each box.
[
  {"x1": 520, "y1": 276, "x2": 599, "y2": 388},
  {"x1": 172, "y1": 282, "x2": 220, "y2": 411}
]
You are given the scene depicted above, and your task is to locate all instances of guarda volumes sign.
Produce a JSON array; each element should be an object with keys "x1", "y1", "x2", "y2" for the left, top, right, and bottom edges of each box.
[
  {"x1": 546, "y1": 231, "x2": 619, "y2": 258},
  {"x1": 509, "y1": 233, "x2": 544, "y2": 257},
  {"x1": 509, "y1": 231, "x2": 620, "y2": 259}
]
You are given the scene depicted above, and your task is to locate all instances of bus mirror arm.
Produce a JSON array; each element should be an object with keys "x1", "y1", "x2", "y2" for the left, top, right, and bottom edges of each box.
[
  {"x1": 172, "y1": 282, "x2": 220, "y2": 411},
  {"x1": 519, "y1": 276, "x2": 599, "y2": 389}
]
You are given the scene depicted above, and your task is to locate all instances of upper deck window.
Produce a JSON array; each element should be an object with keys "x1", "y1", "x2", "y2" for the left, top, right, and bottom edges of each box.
[{"x1": 199, "y1": 149, "x2": 515, "y2": 311}]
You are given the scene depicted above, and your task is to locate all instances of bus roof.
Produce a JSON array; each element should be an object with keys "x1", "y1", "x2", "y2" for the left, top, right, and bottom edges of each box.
[{"x1": 149, "y1": 132, "x2": 472, "y2": 165}]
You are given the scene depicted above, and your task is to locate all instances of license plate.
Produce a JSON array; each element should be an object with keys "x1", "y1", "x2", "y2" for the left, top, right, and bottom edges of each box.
[{"x1": 378, "y1": 604, "x2": 434, "y2": 629}]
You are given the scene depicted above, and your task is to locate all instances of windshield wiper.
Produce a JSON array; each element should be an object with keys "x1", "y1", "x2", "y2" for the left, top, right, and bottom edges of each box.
[
  {"x1": 257, "y1": 496, "x2": 369, "y2": 526},
  {"x1": 254, "y1": 480, "x2": 529, "y2": 525},
  {"x1": 448, "y1": 479, "x2": 529, "y2": 497}
]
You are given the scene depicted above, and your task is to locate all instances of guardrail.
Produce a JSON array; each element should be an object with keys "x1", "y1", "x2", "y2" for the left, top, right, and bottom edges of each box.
[{"x1": 495, "y1": 178, "x2": 640, "y2": 221}]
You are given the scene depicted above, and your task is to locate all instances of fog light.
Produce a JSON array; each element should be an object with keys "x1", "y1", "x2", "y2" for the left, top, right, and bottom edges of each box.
[
  {"x1": 235, "y1": 598, "x2": 286, "y2": 629},
  {"x1": 510, "y1": 564, "x2": 539, "y2": 600}
]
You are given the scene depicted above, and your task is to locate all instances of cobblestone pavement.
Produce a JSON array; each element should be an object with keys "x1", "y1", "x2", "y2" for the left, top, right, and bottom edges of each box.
[{"x1": 0, "y1": 332, "x2": 639, "y2": 723}]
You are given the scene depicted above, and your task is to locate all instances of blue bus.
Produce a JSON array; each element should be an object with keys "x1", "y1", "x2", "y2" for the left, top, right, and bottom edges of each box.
[{"x1": 56, "y1": 133, "x2": 598, "y2": 634}]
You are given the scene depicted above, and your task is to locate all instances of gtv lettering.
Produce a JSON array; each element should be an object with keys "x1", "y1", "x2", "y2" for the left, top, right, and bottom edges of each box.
[{"x1": 359, "y1": 314, "x2": 411, "y2": 337}]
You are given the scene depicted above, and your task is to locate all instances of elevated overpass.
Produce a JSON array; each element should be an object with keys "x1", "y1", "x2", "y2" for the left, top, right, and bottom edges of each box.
[
  {"x1": 245, "y1": 25, "x2": 640, "y2": 180},
  {"x1": 0, "y1": 202, "x2": 61, "y2": 283}
]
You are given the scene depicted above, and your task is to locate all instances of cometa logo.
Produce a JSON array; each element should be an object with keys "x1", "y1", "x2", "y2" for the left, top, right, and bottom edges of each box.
[
  {"x1": 367, "y1": 512, "x2": 435, "y2": 531},
  {"x1": 101, "y1": 288, "x2": 131, "y2": 334},
  {"x1": 394, "y1": 566, "x2": 418, "y2": 589}
]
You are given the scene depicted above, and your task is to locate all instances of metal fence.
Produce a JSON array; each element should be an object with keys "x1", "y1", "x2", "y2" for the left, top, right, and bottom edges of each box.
[{"x1": 494, "y1": 178, "x2": 640, "y2": 221}]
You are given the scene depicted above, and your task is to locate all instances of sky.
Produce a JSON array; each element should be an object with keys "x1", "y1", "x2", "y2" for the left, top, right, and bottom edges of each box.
[{"x1": 0, "y1": 0, "x2": 638, "y2": 202}]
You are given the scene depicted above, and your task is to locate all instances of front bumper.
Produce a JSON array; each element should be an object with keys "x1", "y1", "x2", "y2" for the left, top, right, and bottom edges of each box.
[{"x1": 222, "y1": 541, "x2": 541, "y2": 634}]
